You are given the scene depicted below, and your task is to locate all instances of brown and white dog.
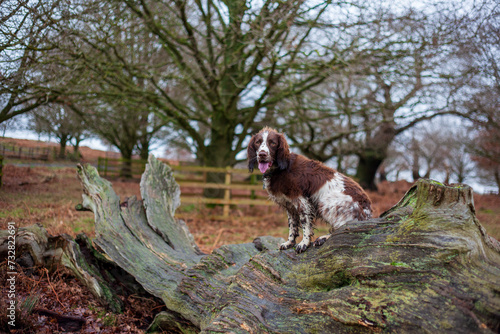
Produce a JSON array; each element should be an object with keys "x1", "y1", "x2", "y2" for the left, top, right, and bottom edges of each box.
[{"x1": 247, "y1": 127, "x2": 372, "y2": 253}]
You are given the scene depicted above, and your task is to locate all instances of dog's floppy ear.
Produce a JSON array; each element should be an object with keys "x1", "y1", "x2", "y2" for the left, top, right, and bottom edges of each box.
[
  {"x1": 247, "y1": 134, "x2": 257, "y2": 173},
  {"x1": 276, "y1": 133, "x2": 290, "y2": 170}
]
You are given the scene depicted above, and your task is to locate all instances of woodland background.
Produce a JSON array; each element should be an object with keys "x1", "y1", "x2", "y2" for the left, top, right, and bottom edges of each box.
[{"x1": 1, "y1": 0, "x2": 499, "y2": 192}]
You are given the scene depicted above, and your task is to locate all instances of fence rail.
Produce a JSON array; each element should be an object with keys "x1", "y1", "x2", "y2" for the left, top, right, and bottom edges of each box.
[
  {"x1": 0, "y1": 143, "x2": 51, "y2": 161},
  {"x1": 97, "y1": 157, "x2": 272, "y2": 217},
  {"x1": 0, "y1": 143, "x2": 81, "y2": 161},
  {"x1": 97, "y1": 157, "x2": 147, "y2": 178}
]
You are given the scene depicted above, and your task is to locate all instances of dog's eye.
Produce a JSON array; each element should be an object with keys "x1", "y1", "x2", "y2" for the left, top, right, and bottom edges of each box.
[
  {"x1": 269, "y1": 141, "x2": 276, "y2": 146},
  {"x1": 255, "y1": 140, "x2": 262, "y2": 146}
]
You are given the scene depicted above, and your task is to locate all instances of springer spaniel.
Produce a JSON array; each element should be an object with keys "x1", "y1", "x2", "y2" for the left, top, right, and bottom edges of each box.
[{"x1": 247, "y1": 127, "x2": 372, "y2": 253}]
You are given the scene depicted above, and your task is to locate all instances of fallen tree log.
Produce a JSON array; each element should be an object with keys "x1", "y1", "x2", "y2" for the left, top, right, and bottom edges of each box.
[
  {"x1": 1, "y1": 155, "x2": 499, "y2": 333},
  {"x1": 76, "y1": 155, "x2": 500, "y2": 333},
  {"x1": 0, "y1": 223, "x2": 154, "y2": 313}
]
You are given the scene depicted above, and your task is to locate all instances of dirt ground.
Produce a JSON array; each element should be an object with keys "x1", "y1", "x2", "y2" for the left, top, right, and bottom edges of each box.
[{"x1": 1, "y1": 138, "x2": 499, "y2": 333}]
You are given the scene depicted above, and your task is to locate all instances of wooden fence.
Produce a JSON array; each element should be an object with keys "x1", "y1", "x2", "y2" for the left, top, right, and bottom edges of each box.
[
  {"x1": 0, "y1": 143, "x2": 51, "y2": 161},
  {"x1": 0, "y1": 155, "x2": 3, "y2": 188},
  {"x1": 97, "y1": 157, "x2": 273, "y2": 217},
  {"x1": 170, "y1": 165, "x2": 273, "y2": 217},
  {"x1": 97, "y1": 157, "x2": 147, "y2": 179}
]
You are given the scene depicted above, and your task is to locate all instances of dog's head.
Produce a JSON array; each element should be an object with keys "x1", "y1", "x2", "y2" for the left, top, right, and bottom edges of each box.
[{"x1": 247, "y1": 127, "x2": 290, "y2": 173}]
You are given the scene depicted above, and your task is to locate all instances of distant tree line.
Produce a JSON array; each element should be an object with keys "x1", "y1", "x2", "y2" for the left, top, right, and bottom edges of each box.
[{"x1": 1, "y1": 0, "x2": 498, "y2": 193}]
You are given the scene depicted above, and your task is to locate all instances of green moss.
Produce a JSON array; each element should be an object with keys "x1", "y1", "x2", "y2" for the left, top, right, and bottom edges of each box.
[
  {"x1": 440, "y1": 320, "x2": 453, "y2": 329},
  {"x1": 390, "y1": 261, "x2": 410, "y2": 268},
  {"x1": 330, "y1": 271, "x2": 353, "y2": 289},
  {"x1": 288, "y1": 258, "x2": 356, "y2": 292},
  {"x1": 428, "y1": 180, "x2": 445, "y2": 186},
  {"x1": 250, "y1": 260, "x2": 282, "y2": 284}
]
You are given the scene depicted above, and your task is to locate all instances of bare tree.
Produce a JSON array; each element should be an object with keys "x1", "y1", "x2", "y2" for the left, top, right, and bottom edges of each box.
[
  {"x1": 69, "y1": 99, "x2": 167, "y2": 177},
  {"x1": 47, "y1": 0, "x2": 355, "y2": 170},
  {"x1": 29, "y1": 104, "x2": 90, "y2": 159},
  {"x1": 0, "y1": 0, "x2": 66, "y2": 124},
  {"x1": 384, "y1": 120, "x2": 477, "y2": 186},
  {"x1": 455, "y1": 0, "x2": 499, "y2": 128},
  {"x1": 27, "y1": 1, "x2": 170, "y2": 176},
  {"x1": 443, "y1": 131, "x2": 476, "y2": 184},
  {"x1": 451, "y1": 0, "x2": 500, "y2": 192},
  {"x1": 281, "y1": 1, "x2": 479, "y2": 189},
  {"x1": 471, "y1": 129, "x2": 500, "y2": 193}
]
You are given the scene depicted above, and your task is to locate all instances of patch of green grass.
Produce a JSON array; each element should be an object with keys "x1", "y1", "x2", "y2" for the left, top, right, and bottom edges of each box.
[
  {"x1": 179, "y1": 204, "x2": 197, "y2": 213},
  {"x1": 88, "y1": 304, "x2": 98, "y2": 313},
  {"x1": 0, "y1": 166, "x2": 97, "y2": 235},
  {"x1": 71, "y1": 217, "x2": 95, "y2": 233},
  {"x1": 88, "y1": 304, "x2": 118, "y2": 327},
  {"x1": 100, "y1": 312, "x2": 118, "y2": 327},
  {"x1": 0, "y1": 207, "x2": 25, "y2": 219}
]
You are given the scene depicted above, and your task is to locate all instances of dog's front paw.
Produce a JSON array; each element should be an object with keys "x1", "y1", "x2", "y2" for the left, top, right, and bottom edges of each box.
[
  {"x1": 295, "y1": 240, "x2": 310, "y2": 253},
  {"x1": 279, "y1": 240, "x2": 295, "y2": 250}
]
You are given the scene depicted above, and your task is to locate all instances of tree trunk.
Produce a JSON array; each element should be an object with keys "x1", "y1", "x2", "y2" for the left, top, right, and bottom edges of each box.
[
  {"x1": 411, "y1": 139, "x2": 421, "y2": 181},
  {"x1": 3, "y1": 156, "x2": 500, "y2": 333},
  {"x1": 138, "y1": 137, "x2": 150, "y2": 161},
  {"x1": 355, "y1": 152, "x2": 384, "y2": 191},
  {"x1": 356, "y1": 122, "x2": 397, "y2": 190},
  {"x1": 72, "y1": 136, "x2": 83, "y2": 160},
  {"x1": 201, "y1": 126, "x2": 236, "y2": 198},
  {"x1": 58, "y1": 134, "x2": 69, "y2": 159},
  {"x1": 119, "y1": 148, "x2": 133, "y2": 178},
  {"x1": 495, "y1": 169, "x2": 500, "y2": 195}
]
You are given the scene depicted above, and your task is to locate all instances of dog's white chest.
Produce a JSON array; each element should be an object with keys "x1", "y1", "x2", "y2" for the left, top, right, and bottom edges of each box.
[{"x1": 262, "y1": 176, "x2": 270, "y2": 190}]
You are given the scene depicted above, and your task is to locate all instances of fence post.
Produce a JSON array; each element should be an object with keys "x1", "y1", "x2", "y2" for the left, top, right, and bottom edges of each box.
[
  {"x1": 250, "y1": 174, "x2": 257, "y2": 200},
  {"x1": 0, "y1": 155, "x2": 3, "y2": 188},
  {"x1": 223, "y1": 167, "x2": 231, "y2": 217},
  {"x1": 104, "y1": 157, "x2": 108, "y2": 177},
  {"x1": 97, "y1": 157, "x2": 102, "y2": 175}
]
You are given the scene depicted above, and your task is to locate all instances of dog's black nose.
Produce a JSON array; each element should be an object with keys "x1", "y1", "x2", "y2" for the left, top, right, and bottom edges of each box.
[{"x1": 258, "y1": 151, "x2": 267, "y2": 158}]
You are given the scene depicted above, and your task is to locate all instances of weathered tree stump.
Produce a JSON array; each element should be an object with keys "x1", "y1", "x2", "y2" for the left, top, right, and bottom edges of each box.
[{"x1": 2, "y1": 155, "x2": 499, "y2": 333}]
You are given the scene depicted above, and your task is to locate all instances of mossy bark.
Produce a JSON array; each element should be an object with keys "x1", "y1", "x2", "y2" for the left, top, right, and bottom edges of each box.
[{"x1": 74, "y1": 156, "x2": 500, "y2": 333}]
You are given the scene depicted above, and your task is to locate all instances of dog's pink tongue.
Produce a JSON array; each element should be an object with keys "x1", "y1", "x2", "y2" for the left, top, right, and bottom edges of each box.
[{"x1": 258, "y1": 162, "x2": 271, "y2": 174}]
